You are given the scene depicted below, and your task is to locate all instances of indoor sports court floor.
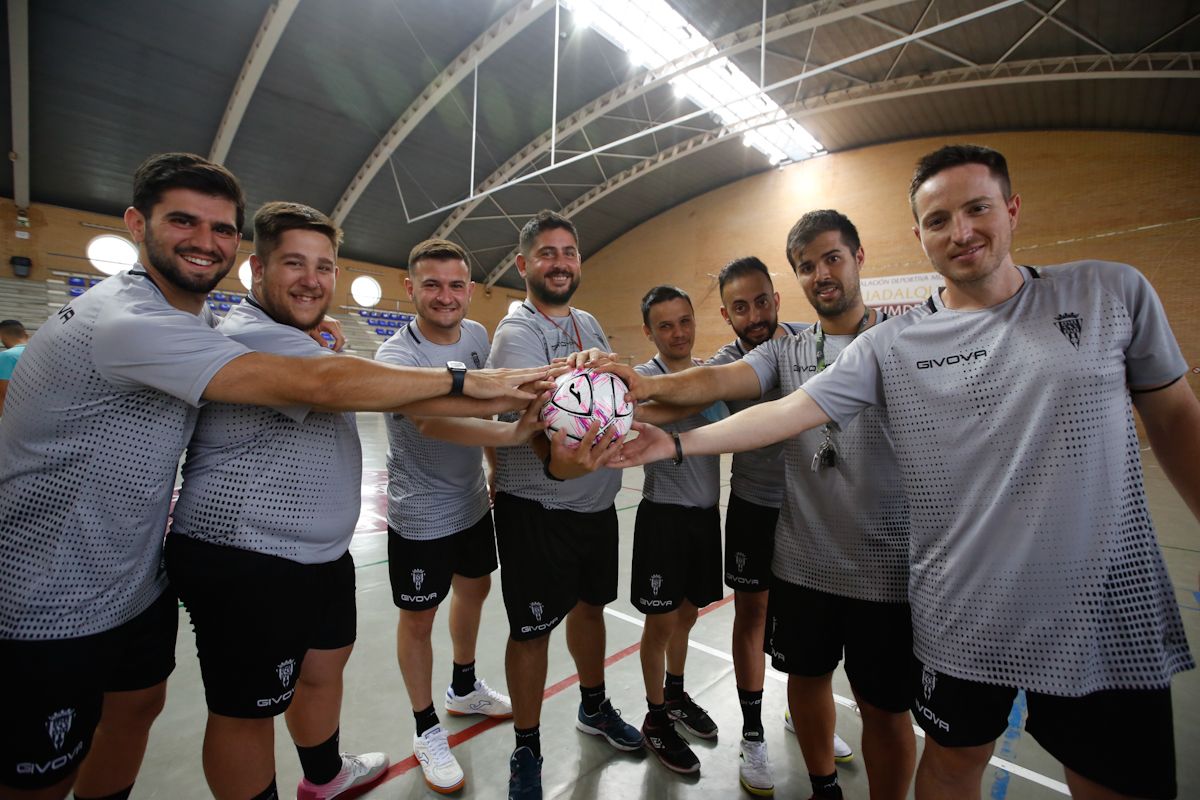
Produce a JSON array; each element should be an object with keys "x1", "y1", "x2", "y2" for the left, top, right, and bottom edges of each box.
[{"x1": 141, "y1": 413, "x2": 1200, "y2": 799}]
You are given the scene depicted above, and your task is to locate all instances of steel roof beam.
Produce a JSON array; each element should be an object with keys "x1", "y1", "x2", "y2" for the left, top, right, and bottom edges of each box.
[
  {"x1": 330, "y1": 0, "x2": 555, "y2": 225},
  {"x1": 209, "y1": 0, "x2": 299, "y2": 164},
  {"x1": 8, "y1": 0, "x2": 29, "y2": 209},
  {"x1": 483, "y1": 51, "x2": 1200, "y2": 287}
]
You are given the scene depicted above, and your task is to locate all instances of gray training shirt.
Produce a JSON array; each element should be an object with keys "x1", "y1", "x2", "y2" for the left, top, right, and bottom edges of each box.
[
  {"x1": 170, "y1": 300, "x2": 362, "y2": 565},
  {"x1": 375, "y1": 319, "x2": 491, "y2": 540},
  {"x1": 742, "y1": 321, "x2": 909, "y2": 603},
  {"x1": 0, "y1": 269, "x2": 248, "y2": 640},
  {"x1": 802, "y1": 261, "x2": 1193, "y2": 696},
  {"x1": 487, "y1": 301, "x2": 621, "y2": 512},
  {"x1": 707, "y1": 322, "x2": 803, "y2": 508},
  {"x1": 635, "y1": 358, "x2": 721, "y2": 509}
]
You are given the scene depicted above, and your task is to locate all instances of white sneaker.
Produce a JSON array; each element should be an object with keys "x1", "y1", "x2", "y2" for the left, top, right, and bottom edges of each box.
[
  {"x1": 783, "y1": 711, "x2": 855, "y2": 764},
  {"x1": 413, "y1": 724, "x2": 465, "y2": 794},
  {"x1": 738, "y1": 738, "x2": 774, "y2": 797},
  {"x1": 445, "y1": 678, "x2": 513, "y2": 719},
  {"x1": 296, "y1": 752, "x2": 389, "y2": 800}
]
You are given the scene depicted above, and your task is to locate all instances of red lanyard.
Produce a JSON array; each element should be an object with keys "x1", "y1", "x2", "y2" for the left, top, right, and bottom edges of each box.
[{"x1": 537, "y1": 307, "x2": 582, "y2": 351}]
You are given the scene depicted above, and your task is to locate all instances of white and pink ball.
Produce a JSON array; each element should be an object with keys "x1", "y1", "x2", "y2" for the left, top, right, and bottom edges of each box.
[{"x1": 540, "y1": 368, "x2": 635, "y2": 447}]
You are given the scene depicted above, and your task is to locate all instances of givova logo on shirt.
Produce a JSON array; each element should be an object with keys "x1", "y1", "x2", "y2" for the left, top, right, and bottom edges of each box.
[{"x1": 916, "y1": 349, "x2": 987, "y2": 369}]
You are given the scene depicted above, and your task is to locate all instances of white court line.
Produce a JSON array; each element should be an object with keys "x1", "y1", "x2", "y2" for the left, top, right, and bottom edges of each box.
[{"x1": 603, "y1": 606, "x2": 1070, "y2": 796}]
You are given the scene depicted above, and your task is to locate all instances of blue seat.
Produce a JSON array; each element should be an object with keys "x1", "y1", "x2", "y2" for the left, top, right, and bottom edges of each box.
[
  {"x1": 229, "y1": 296, "x2": 242, "y2": 304},
  {"x1": 68, "y1": 287, "x2": 84, "y2": 296},
  {"x1": 219, "y1": 303, "x2": 231, "y2": 311},
  {"x1": 68, "y1": 276, "x2": 85, "y2": 286},
  {"x1": 212, "y1": 292, "x2": 226, "y2": 301},
  {"x1": 376, "y1": 328, "x2": 389, "y2": 336},
  {"x1": 358, "y1": 310, "x2": 369, "y2": 317},
  {"x1": 89, "y1": 278, "x2": 102, "y2": 287}
]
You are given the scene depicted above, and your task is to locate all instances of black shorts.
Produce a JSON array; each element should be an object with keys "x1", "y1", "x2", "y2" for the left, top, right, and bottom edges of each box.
[
  {"x1": 631, "y1": 499, "x2": 723, "y2": 615},
  {"x1": 0, "y1": 589, "x2": 177, "y2": 790},
  {"x1": 723, "y1": 493, "x2": 777, "y2": 592},
  {"x1": 494, "y1": 492, "x2": 618, "y2": 641},
  {"x1": 388, "y1": 512, "x2": 498, "y2": 611},
  {"x1": 912, "y1": 658, "x2": 1177, "y2": 799},
  {"x1": 166, "y1": 534, "x2": 356, "y2": 719},
  {"x1": 766, "y1": 579, "x2": 912, "y2": 713}
]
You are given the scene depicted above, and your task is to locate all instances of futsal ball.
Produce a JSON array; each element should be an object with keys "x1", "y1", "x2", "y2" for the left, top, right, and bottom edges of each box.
[{"x1": 541, "y1": 368, "x2": 635, "y2": 447}]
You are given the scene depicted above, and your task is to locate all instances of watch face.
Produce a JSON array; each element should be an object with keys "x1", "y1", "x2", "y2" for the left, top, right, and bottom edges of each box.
[{"x1": 447, "y1": 361, "x2": 467, "y2": 370}]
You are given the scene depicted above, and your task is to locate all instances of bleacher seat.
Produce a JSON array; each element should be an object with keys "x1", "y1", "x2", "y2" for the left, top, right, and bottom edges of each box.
[
  {"x1": 68, "y1": 276, "x2": 85, "y2": 287},
  {"x1": 376, "y1": 328, "x2": 389, "y2": 336},
  {"x1": 89, "y1": 278, "x2": 102, "y2": 287},
  {"x1": 212, "y1": 292, "x2": 226, "y2": 301},
  {"x1": 358, "y1": 310, "x2": 369, "y2": 317},
  {"x1": 68, "y1": 287, "x2": 84, "y2": 297},
  {"x1": 219, "y1": 303, "x2": 231, "y2": 311}
]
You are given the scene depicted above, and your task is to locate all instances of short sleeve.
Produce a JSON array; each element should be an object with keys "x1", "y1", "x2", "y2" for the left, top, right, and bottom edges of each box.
[
  {"x1": 742, "y1": 339, "x2": 782, "y2": 397},
  {"x1": 1112, "y1": 263, "x2": 1187, "y2": 387},
  {"x1": 800, "y1": 333, "x2": 885, "y2": 429},
  {"x1": 487, "y1": 318, "x2": 549, "y2": 369},
  {"x1": 0, "y1": 352, "x2": 17, "y2": 380},
  {"x1": 93, "y1": 305, "x2": 250, "y2": 407}
]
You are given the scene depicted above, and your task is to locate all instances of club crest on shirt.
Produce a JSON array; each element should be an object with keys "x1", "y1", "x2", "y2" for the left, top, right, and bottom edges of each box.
[
  {"x1": 470, "y1": 351, "x2": 481, "y2": 368},
  {"x1": 46, "y1": 708, "x2": 74, "y2": 751},
  {"x1": 1054, "y1": 312, "x2": 1082, "y2": 350},
  {"x1": 277, "y1": 658, "x2": 296, "y2": 687}
]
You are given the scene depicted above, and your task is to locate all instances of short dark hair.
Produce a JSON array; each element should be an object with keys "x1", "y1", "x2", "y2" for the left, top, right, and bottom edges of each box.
[
  {"x1": 519, "y1": 210, "x2": 579, "y2": 256},
  {"x1": 717, "y1": 256, "x2": 774, "y2": 295},
  {"x1": 0, "y1": 320, "x2": 27, "y2": 336},
  {"x1": 785, "y1": 210, "x2": 861, "y2": 271},
  {"x1": 252, "y1": 201, "x2": 342, "y2": 263},
  {"x1": 640, "y1": 285, "x2": 692, "y2": 326},
  {"x1": 132, "y1": 153, "x2": 246, "y2": 230},
  {"x1": 908, "y1": 144, "x2": 1011, "y2": 217},
  {"x1": 408, "y1": 238, "x2": 469, "y2": 271}
]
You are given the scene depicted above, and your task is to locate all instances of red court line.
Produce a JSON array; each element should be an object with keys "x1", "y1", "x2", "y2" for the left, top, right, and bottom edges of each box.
[{"x1": 352, "y1": 592, "x2": 736, "y2": 794}]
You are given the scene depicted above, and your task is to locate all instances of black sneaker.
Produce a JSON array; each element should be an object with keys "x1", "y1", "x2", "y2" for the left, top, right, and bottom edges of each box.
[
  {"x1": 642, "y1": 720, "x2": 700, "y2": 775},
  {"x1": 508, "y1": 746, "x2": 542, "y2": 800},
  {"x1": 665, "y1": 692, "x2": 718, "y2": 739}
]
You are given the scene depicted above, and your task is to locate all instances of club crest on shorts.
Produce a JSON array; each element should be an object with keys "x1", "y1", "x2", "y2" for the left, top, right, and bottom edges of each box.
[
  {"x1": 650, "y1": 574, "x2": 663, "y2": 597},
  {"x1": 46, "y1": 708, "x2": 74, "y2": 751},
  {"x1": 529, "y1": 601, "x2": 544, "y2": 622},
  {"x1": 735, "y1": 552, "x2": 747, "y2": 573},
  {"x1": 921, "y1": 665, "x2": 937, "y2": 700},
  {"x1": 1054, "y1": 312, "x2": 1082, "y2": 350},
  {"x1": 277, "y1": 658, "x2": 296, "y2": 687},
  {"x1": 411, "y1": 568, "x2": 426, "y2": 591}
]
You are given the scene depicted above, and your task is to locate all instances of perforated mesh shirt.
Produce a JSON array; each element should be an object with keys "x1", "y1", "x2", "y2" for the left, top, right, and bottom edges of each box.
[
  {"x1": 742, "y1": 323, "x2": 909, "y2": 602},
  {"x1": 635, "y1": 359, "x2": 720, "y2": 509},
  {"x1": 376, "y1": 320, "x2": 491, "y2": 540},
  {"x1": 169, "y1": 302, "x2": 362, "y2": 564},
  {"x1": 0, "y1": 270, "x2": 249, "y2": 639},
  {"x1": 802, "y1": 262, "x2": 1193, "y2": 694}
]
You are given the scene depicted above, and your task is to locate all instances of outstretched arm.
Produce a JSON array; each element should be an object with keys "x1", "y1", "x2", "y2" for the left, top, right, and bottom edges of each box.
[
  {"x1": 412, "y1": 392, "x2": 549, "y2": 447},
  {"x1": 614, "y1": 386, "x2": 830, "y2": 467},
  {"x1": 601, "y1": 360, "x2": 762, "y2": 406}
]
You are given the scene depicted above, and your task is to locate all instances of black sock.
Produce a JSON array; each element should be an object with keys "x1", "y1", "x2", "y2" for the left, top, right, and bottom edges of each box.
[
  {"x1": 664, "y1": 672, "x2": 685, "y2": 703},
  {"x1": 451, "y1": 660, "x2": 477, "y2": 697},
  {"x1": 515, "y1": 725, "x2": 541, "y2": 759},
  {"x1": 74, "y1": 788, "x2": 133, "y2": 800},
  {"x1": 580, "y1": 682, "x2": 606, "y2": 716},
  {"x1": 414, "y1": 703, "x2": 440, "y2": 737},
  {"x1": 810, "y1": 771, "x2": 843, "y2": 799},
  {"x1": 249, "y1": 777, "x2": 279, "y2": 800},
  {"x1": 296, "y1": 728, "x2": 343, "y2": 786},
  {"x1": 645, "y1": 699, "x2": 670, "y2": 728},
  {"x1": 738, "y1": 687, "x2": 764, "y2": 741}
]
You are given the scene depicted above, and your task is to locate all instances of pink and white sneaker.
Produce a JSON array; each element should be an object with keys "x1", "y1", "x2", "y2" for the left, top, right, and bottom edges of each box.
[{"x1": 296, "y1": 752, "x2": 389, "y2": 800}]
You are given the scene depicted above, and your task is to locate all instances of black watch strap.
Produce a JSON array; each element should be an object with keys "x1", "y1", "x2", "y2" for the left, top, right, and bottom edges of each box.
[
  {"x1": 542, "y1": 451, "x2": 564, "y2": 481},
  {"x1": 447, "y1": 361, "x2": 467, "y2": 396},
  {"x1": 672, "y1": 432, "x2": 684, "y2": 465}
]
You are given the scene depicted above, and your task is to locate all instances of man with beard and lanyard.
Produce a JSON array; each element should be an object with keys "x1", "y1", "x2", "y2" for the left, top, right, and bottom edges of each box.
[
  {"x1": 613, "y1": 145, "x2": 1199, "y2": 800},
  {"x1": 0, "y1": 153, "x2": 550, "y2": 800},
  {"x1": 596, "y1": 220, "x2": 913, "y2": 800},
  {"x1": 377, "y1": 238, "x2": 543, "y2": 795},
  {"x1": 486, "y1": 210, "x2": 639, "y2": 800}
]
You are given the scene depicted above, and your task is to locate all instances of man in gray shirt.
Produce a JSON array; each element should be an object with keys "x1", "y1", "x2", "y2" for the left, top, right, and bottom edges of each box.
[
  {"x1": 616, "y1": 145, "x2": 1199, "y2": 800},
  {"x1": 486, "y1": 210, "x2": 640, "y2": 800},
  {"x1": 630, "y1": 285, "x2": 724, "y2": 778},
  {"x1": 377, "y1": 238, "x2": 544, "y2": 795},
  {"x1": 0, "y1": 154, "x2": 549, "y2": 800}
]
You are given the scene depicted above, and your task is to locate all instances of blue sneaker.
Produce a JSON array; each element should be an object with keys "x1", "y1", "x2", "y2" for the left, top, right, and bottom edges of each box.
[
  {"x1": 576, "y1": 699, "x2": 644, "y2": 751},
  {"x1": 508, "y1": 746, "x2": 542, "y2": 800}
]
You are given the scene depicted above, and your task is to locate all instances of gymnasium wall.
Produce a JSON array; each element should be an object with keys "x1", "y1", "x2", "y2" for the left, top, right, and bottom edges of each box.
[
  {"x1": 572, "y1": 131, "x2": 1200, "y2": 401},
  {"x1": 0, "y1": 198, "x2": 525, "y2": 334}
]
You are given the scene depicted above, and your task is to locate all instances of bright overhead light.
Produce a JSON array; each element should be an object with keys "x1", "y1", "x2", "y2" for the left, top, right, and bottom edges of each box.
[
  {"x1": 560, "y1": 0, "x2": 825, "y2": 163},
  {"x1": 238, "y1": 258, "x2": 253, "y2": 290}
]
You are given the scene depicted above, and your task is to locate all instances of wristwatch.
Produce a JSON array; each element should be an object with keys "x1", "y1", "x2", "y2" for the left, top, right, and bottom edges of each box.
[
  {"x1": 672, "y1": 431, "x2": 684, "y2": 465},
  {"x1": 446, "y1": 361, "x2": 467, "y2": 396}
]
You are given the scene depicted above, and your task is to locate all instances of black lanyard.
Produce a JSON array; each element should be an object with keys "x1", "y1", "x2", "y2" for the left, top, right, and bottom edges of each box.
[{"x1": 813, "y1": 309, "x2": 871, "y2": 372}]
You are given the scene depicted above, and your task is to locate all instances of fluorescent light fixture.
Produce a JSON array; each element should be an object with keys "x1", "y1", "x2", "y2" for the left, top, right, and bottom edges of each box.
[{"x1": 563, "y1": 0, "x2": 824, "y2": 163}]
